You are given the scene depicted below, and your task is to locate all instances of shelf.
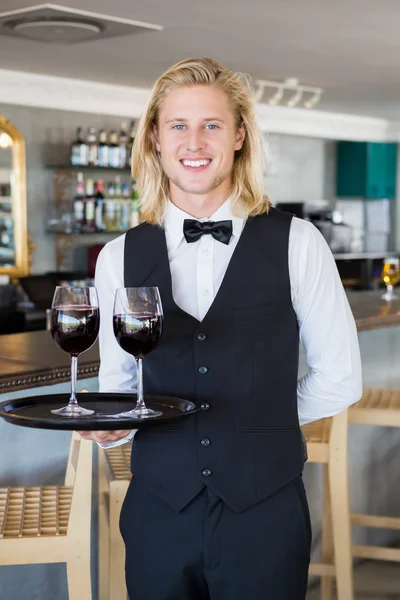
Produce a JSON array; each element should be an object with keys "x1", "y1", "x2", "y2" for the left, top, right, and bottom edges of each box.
[{"x1": 46, "y1": 165, "x2": 131, "y2": 173}]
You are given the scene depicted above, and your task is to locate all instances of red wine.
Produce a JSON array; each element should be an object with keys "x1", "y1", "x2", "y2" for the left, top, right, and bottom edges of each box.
[
  {"x1": 113, "y1": 312, "x2": 163, "y2": 358},
  {"x1": 51, "y1": 305, "x2": 100, "y2": 356}
]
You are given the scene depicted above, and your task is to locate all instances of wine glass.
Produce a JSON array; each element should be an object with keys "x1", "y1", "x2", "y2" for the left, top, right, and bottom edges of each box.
[
  {"x1": 381, "y1": 257, "x2": 400, "y2": 301},
  {"x1": 50, "y1": 286, "x2": 100, "y2": 416},
  {"x1": 113, "y1": 287, "x2": 163, "y2": 419}
]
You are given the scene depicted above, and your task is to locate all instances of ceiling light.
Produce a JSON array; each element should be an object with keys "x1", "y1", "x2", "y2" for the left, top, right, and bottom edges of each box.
[
  {"x1": 304, "y1": 91, "x2": 322, "y2": 109},
  {"x1": 286, "y1": 89, "x2": 303, "y2": 108},
  {"x1": 254, "y1": 77, "x2": 323, "y2": 109},
  {"x1": 268, "y1": 88, "x2": 284, "y2": 106}
]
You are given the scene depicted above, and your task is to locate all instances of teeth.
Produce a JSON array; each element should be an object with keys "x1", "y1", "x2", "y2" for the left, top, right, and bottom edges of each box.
[{"x1": 182, "y1": 159, "x2": 210, "y2": 167}]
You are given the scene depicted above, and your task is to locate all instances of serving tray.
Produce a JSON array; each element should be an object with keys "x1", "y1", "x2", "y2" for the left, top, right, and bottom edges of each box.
[{"x1": 0, "y1": 393, "x2": 198, "y2": 431}]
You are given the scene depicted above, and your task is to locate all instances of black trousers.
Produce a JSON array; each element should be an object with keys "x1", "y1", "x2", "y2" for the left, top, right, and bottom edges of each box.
[{"x1": 120, "y1": 477, "x2": 311, "y2": 600}]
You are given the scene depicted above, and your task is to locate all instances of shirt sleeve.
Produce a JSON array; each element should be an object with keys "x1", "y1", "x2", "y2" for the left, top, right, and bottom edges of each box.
[
  {"x1": 290, "y1": 219, "x2": 363, "y2": 425},
  {"x1": 95, "y1": 243, "x2": 137, "y2": 394},
  {"x1": 95, "y1": 242, "x2": 138, "y2": 446}
]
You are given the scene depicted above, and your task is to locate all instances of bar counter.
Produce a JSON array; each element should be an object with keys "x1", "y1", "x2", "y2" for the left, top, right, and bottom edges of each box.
[
  {"x1": 0, "y1": 289, "x2": 399, "y2": 394},
  {"x1": 0, "y1": 330, "x2": 99, "y2": 393}
]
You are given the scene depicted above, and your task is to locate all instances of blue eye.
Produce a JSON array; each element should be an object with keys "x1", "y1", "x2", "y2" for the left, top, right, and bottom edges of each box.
[
  {"x1": 205, "y1": 124, "x2": 218, "y2": 130},
  {"x1": 173, "y1": 124, "x2": 185, "y2": 130}
]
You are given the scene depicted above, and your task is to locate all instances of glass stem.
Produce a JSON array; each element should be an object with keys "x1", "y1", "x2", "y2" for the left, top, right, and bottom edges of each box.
[
  {"x1": 69, "y1": 355, "x2": 79, "y2": 406},
  {"x1": 135, "y1": 357, "x2": 145, "y2": 410},
  {"x1": 387, "y1": 284, "x2": 393, "y2": 298}
]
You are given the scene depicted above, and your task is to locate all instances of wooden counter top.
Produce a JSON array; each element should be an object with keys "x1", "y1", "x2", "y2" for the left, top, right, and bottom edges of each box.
[
  {"x1": 0, "y1": 290, "x2": 399, "y2": 394},
  {"x1": 346, "y1": 290, "x2": 400, "y2": 332},
  {"x1": 0, "y1": 330, "x2": 99, "y2": 393}
]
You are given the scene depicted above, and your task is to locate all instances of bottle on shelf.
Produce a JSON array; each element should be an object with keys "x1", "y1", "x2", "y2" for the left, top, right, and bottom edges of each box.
[
  {"x1": 71, "y1": 127, "x2": 88, "y2": 167},
  {"x1": 121, "y1": 182, "x2": 131, "y2": 230},
  {"x1": 114, "y1": 175, "x2": 123, "y2": 231},
  {"x1": 118, "y1": 122, "x2": 128, "y2": 169},
  {"x1": 108, "y1": 130, "x2": 120, "y2": 169},
  {"x1": 84, "y1": 178, "x2": 96, "y2": 233},
  {"x1": 73, "y1": 172, "x2": 85, "y2": 232},
  {"x1": 95, "y1": 180, "x2": 105, "y2": 232},
  {"x1": 97, "y1": 130, "x2": 109, "y2": 168},
  {"x1": 104, "y1": 181, "x2": 116, "y2": 231},
  {"x1": 126, "y1": 120, "x2": 136, "y2": 169},
  {"x1": 87, "y1": 127, "x2": 98, "y2": 167},
  {"x1": 130, "y1": 180, "x2": 140, "y2": 228}
]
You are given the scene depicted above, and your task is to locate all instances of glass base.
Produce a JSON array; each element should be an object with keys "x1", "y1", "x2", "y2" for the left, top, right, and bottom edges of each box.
[
  {"x1": 51, "y1": 404, "x2": 94, "y2": 417},
  {"x1": 118, "y1": 407, "x2": 163, "y2": 419},
  {"x1": 381, "y1": 291, "x2": 398, "y2": 301}
]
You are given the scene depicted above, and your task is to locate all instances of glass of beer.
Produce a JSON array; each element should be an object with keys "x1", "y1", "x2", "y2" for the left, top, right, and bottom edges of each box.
[{"x1": 381, "y1": 257, "x2": 400, "y2": 301}]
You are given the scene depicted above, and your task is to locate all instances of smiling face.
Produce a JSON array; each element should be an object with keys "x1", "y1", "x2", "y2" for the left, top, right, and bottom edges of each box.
[{"x1": 153, "y1": 85, "x2": 246, "y2": 211}]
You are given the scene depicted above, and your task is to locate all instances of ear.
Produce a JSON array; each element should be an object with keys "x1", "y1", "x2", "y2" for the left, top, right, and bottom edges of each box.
[
  {"x1": 234, "y1": 122, "x2": 246, "y2": 151},
  {"x1": 152, "y1": 123, "x2": 161, "y2": 152}
]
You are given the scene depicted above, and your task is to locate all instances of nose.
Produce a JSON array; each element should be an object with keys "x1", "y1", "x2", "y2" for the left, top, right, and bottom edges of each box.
[{"x1": 186, "y1": 128, "x2": 205, "y2": 153}]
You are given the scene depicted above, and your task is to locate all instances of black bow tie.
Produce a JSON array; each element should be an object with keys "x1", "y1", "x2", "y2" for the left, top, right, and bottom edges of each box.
[{"x1": 183, "y1": 219, "x2": 233, "y2": 245}]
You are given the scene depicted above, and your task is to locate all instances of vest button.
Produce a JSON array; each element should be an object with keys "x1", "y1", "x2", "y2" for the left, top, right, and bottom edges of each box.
[
  {"x1": 197, "y1": 333, "x2": 207, "y2": 342},
  {"x1": 200, "y1": 437, "x2": 211, "y2": 447},
  {"x1": 202, "y1": 468, "x2": 212, "y2": 477},
  {"x1": 200, "y1": 402, "x2": 210, "y2": 411},
  {"x1": 198, "y1": 366, "x2": 209, "y2": 375}
]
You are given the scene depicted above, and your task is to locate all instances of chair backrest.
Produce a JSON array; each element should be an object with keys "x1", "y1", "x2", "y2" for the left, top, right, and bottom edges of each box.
[
  {"x1": 64, "y1": 432, "x2": 93, "y2": 540},
  {"x1": 64, "y1": 389, "x2": 90, "y2": 487}
]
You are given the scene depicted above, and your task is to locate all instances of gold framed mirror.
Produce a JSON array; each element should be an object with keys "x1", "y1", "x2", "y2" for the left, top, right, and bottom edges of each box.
[{"x1": 0, "y1": 114, "x2": 29, "y2": 278}]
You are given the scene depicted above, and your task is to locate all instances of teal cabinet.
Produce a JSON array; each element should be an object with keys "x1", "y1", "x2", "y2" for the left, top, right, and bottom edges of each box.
[{"x1": 336, "y1": 141, "x2": 397, "y2": 199}]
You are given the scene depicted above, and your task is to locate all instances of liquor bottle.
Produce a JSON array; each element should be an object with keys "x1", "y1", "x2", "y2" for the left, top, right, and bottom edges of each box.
[
  {"x1": 121, "y1": 182, "x2": 131, "y2": 230},
  {"x1": 126, "y1": 120, "x2": 136, "y2": 169},
  {"x1": 97, "y1": 130, "x2": 109, "y2": 168},
  {"x1": 130, "y1": 180, "x2": 140, "y2": 228},
  {"x1": 114, "y1": 176, "x2": 122, "y2": 231},
  {"x1": 104, "y1": 182, "x2": 116, "y2": 231},
  {"x1": 84, "y1": 178, "x2": 96, "y2": 233},
  {"x1": 73, "y1": 172, "x2": 85, "y2": 232},
  {"x1": 94, "y1": 180, "x2": 105, "y2": 232},
  {"x1": 108, "y1": 131, "x2": 120, "y2": 168},
  {"x1": 118, "y1": 122, "x2": 128, "y2": 169},
  {"x1": 87, "y1": 127, "x2": 98, "y2": 167},
  {"x1": 71, "y1": 127, "x2": 88, "y2": 166}
]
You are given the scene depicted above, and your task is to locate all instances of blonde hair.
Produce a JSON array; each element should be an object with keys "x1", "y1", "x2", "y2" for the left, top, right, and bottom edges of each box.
[{"x1": 132, "y1": 57, "x2": 271, "y2": 225}]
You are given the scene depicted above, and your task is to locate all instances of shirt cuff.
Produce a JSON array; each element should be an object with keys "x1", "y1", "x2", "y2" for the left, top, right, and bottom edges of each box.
[{"x1": 96, "y1": 429, "x2": 137, "y2": 449}]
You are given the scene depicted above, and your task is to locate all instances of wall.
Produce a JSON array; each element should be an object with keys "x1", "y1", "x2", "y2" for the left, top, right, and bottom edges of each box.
[
  {"x1": 0, "y1": 103, "x2": 132, "y2": 274},
  {"x1": 266, "y1": 133, "x2": 336, "y2": 204}
]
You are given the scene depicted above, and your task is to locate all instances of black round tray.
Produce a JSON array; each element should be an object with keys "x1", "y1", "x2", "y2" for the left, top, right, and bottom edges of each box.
[{"x1": 0, "y1": 393, "x2": 199, "y2": 431}]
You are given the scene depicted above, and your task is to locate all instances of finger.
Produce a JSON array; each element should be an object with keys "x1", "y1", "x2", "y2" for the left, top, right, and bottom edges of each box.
[{"x1": 76, "y1": 430, "x2": 132, "y2": 443}]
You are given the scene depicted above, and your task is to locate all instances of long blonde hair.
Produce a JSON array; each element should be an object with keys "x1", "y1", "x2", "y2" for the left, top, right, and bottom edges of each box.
[{"x1": 132, "y1": 57, "x2": 271, "y2": 225}]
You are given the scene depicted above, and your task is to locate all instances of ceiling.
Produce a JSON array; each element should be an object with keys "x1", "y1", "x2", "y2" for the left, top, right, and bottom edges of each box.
[{"x1": 0, "y1": 0, "x2": 400, "y2": 119}]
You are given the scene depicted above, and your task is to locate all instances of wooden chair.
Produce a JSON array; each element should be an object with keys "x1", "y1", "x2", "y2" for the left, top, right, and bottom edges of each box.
[
  {"x1": 0, "y1": 431, "x2": 93, "y2": 600},
  {"x1": 301, "y1": 408, "x2": 354, "y2": 600},
  {"x1": 348, "y1": 388, "x2": 400, "y2": 563},
  {"x1": 98, "y1": 443, "x2": 131, "y2": 600}
]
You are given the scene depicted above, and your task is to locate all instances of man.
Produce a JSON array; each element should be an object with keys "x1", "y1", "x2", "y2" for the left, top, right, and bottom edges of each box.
[{"x1": 80, "y1": 57, "x2": 362, "y2": 599}]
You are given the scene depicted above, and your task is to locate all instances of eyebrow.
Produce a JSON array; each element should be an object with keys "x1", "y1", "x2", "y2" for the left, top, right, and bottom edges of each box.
[{"x1": 165, "y1": 118, "x2": 225, "y2": 124}]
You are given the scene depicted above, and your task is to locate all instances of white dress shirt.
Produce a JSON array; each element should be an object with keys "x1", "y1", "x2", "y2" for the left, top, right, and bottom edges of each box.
[{"x1": 95, "y1": 198, "x2": 362, "y2": 447}]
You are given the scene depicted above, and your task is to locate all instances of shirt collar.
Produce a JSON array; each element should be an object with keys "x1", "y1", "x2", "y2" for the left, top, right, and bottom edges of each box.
[{"x1": 164, "y1": 197, "x2": 246, "y2": 250}]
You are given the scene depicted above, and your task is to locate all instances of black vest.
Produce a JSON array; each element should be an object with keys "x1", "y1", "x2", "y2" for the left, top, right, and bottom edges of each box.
[{"x1": 124, "y1": 207, "x2": 305, "y2": 513}]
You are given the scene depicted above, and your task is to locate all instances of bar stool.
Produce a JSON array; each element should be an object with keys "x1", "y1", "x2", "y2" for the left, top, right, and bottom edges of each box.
[
  {"x1": 0, "y1": 432, "x2": 93, "y2": 600},
  {"x1": 348, "y1": 388, "x2": 400, "y2": 562},
  {"x1": 98, "y1": 443, "x2": 132, "y2": 600},
  {"x1": 301, "y1": 408, "x2": 354, "y2": 600}
]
